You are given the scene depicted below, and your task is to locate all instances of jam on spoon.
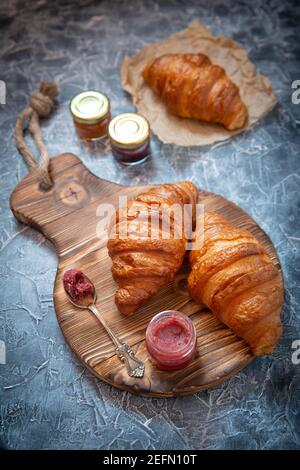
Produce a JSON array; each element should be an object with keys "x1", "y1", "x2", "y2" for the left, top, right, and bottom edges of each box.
[
  {"x1": 63, "y1": 269, "x2": 94, "y2": 303},
  {"x1": 63, "y1": 269, "x2": 145, "y2": 378}
]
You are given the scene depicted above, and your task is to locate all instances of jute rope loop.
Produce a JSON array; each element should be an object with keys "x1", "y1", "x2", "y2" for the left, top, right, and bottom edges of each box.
[{"x1": 14, "y1": 81, "x2": 59, "y2": 190}]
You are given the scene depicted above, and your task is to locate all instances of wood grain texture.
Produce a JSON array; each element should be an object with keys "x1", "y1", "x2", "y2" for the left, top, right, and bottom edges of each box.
[{"x1": 10, "y1": 153, "x2": 283, "y2": 397}]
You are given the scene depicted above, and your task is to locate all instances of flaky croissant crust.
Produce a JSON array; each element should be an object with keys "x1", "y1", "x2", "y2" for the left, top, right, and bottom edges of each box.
[
  {"x1": 108, "y1": 182, "x2": 198, "y2": 315},
  {"x1": 188, "y1": 212, "x2": 283, "y2": 355},
  {"x1": 142, "y1": 53, "x2": 248, "y2": 131}
]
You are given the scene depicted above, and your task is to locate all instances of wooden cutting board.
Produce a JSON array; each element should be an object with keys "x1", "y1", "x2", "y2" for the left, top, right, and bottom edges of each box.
[{"x1": 10, "y1": 153, "x2": 283, "y2": 397}]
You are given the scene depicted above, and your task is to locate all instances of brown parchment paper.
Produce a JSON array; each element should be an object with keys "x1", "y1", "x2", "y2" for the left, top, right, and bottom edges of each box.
[{"x1": 121, "y1": 21, "x2": 277, "y2": 146}]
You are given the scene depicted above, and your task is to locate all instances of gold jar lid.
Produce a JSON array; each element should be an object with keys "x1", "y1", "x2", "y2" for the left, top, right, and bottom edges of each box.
[
  {"x1": 108, "y1": 113, "x2": 150, "y2": 149},
  {"x1": 70, "y1": 91, "x2": 110, "y2": 124}
]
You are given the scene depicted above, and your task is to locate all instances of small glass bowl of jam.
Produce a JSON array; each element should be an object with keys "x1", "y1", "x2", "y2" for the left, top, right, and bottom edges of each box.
[
  {"x1": 108, "y1": 112, "x2": 150, "y2": 165},
  {"x1": 145, "y1": 310, "x2": 197, "y2": 371},
  {"x1": 70, "y1": 90, "x2": 111, "y2": 140}
]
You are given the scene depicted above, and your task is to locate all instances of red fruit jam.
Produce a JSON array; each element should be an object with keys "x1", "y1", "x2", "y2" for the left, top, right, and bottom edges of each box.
[
  {"x1": 145, "y1": 310, "x2": 197, "y2": 371},
  {"x1": 63, "y1": 269, "x2": 94, "y2": 301}
]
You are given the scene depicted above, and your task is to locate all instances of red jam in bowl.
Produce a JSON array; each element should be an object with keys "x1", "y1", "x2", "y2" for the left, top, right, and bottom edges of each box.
[
  {"x1": 145, "y1": 310, "x2": 197, "y2": 371},
  {"x1": 63, "y1": 269, "x2": 94, "y2": 301}
]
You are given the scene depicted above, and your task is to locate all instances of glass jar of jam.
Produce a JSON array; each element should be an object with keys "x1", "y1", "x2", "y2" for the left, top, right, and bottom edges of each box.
[
  {"x1": 145, "y1": 310, "x2": 197, "y2": 371},
  {"x1": 108, "y1": 113, "x2": 150, "y2": 165},
  {"x1": 70, "y1": 90, "x2": 111, "y2": 140}
]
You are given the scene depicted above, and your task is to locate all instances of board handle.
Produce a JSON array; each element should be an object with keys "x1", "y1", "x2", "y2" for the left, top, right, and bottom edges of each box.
[{"x1": 10, "y1": 153, "x2": 123, "y2": 255}]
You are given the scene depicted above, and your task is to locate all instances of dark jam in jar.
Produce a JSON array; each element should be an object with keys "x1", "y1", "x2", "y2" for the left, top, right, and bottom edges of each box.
[
  {"x1": 70, "y1": 91, "x2": 110, "y2": 140},
  {"x1": 145, "y1": 310, "x2": 197, "y2": 371},
  {"x1": 63, "y1": 269, "x2": 94, "y2": 302},
  {"x1": 111, "y1": 138, "x2": 150, "y2": 165},
  {"x1": 108, "y1": 113, "x2": 150, "y2": 165}
]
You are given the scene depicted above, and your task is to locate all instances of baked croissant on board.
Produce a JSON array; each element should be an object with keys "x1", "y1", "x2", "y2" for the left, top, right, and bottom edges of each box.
[
  {"x1": 142, "y1": 53, "x2": 248, "y2": 131},
  {"x1": 107, "y1": 182, "x2": 198, "y2": 316},
  {"x1": 188, "y1": 212, "x2": 283, "y2": 355}
]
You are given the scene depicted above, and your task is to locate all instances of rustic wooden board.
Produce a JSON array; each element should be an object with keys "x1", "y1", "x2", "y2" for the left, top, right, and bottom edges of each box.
[{"x1": 10, "y1": 153, "x2": 283, "y2": 397}]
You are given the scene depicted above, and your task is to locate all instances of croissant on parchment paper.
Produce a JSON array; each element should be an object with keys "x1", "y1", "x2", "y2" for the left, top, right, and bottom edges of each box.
[
  {"x1": 188, "y1": 212, "x2": 283, "y2": 355},
  {"x1": 107, "y1": 182, "x2": 198, "y2": 316},
  {"x1": 142, "y1": 53, "x2": 248, "y2": 131}
]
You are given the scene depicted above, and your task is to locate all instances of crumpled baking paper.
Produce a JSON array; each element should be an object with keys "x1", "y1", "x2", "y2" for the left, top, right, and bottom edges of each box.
[{"x1": 121, "y1": 21, "x2": 277, "y2": 146}]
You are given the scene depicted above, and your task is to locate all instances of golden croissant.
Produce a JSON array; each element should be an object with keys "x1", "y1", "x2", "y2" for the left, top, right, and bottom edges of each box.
[
  {"x1": 142, "y1": 53, "x2": 248, "y2": 131},
  {"x1": 107, "y1": 182, "x2": 198, "y2": 315},
  {"x1": 188, "y1": 212, "x2": 283, "y2": 355}
]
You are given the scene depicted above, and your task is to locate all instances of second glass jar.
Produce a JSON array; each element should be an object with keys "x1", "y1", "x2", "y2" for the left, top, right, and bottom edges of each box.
[
  {"x1": 70, "y1": 90, "x2": 111, "y2": 140},
  {"x1": 108, "y1": 112, "x2": 150, "y2": 165}
]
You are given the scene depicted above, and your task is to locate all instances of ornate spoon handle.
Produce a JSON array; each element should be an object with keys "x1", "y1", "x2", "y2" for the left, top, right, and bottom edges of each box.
[
  {"x1": 89, "y1": 304, "x2": 145, "y2": 378},
  {"x1": 115, "y1": 344, "x2": 145, "y2": 378}
]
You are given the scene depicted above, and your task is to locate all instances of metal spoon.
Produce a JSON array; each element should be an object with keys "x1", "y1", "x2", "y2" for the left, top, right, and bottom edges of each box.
[{"x1": 64, "y1": 275, "x2": 145, "y2": 378}]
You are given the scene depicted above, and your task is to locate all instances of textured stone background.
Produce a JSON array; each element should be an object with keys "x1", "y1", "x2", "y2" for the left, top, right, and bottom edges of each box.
[{"x1": 0, "y1": 0, "x2": 299, "y2": 450}]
